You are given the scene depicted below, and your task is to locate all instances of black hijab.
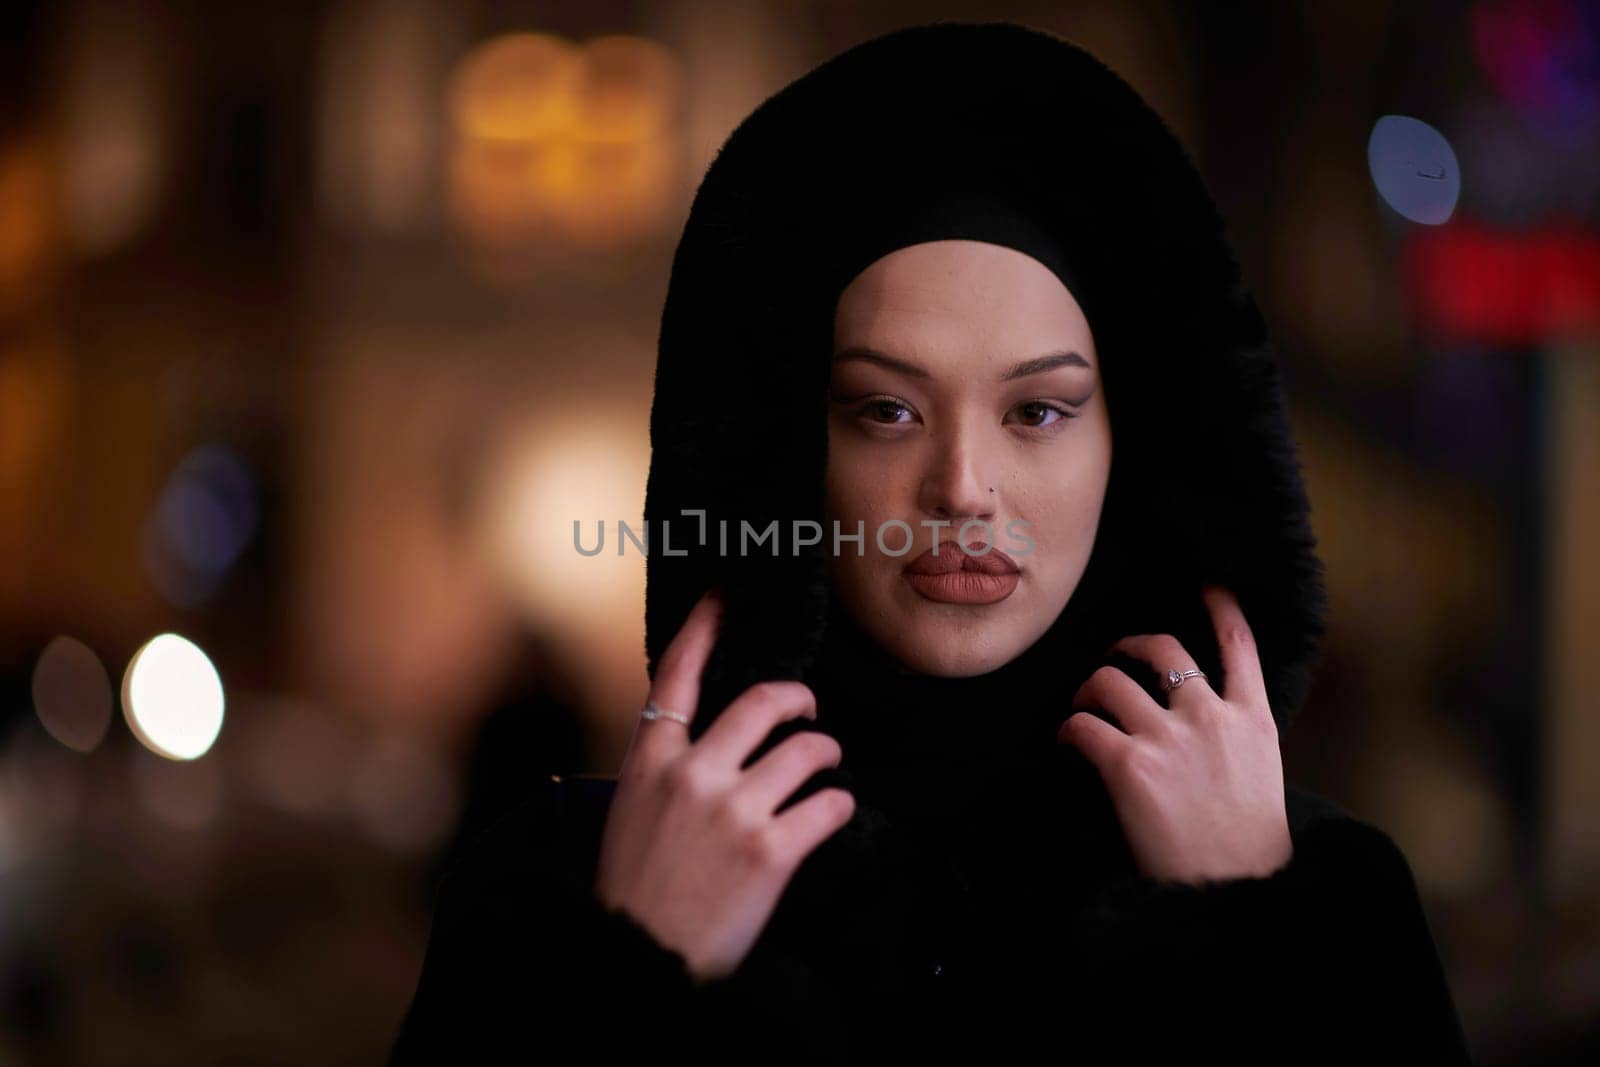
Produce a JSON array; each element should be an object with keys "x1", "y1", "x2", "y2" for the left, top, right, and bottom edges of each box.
[{"x1": 642, "y1": 21, "x2": 1327, "y2": 851}]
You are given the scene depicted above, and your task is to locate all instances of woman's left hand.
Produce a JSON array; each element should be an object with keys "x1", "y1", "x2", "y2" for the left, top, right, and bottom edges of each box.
[{"x1": 1057, "y1": 583, "x2": 1293, "y2": 885}]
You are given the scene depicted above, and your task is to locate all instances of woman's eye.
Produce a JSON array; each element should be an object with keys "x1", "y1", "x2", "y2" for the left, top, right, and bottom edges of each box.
[
  {"x1": 848, "y1": 397, "x2": 1077, "y2": 429},
  {"x1": 1012, "y1": 400, "x2": 1077, "y2": 428},
  {"x1": 860, "y1": 397, "x2": 915, "y2": 424}
]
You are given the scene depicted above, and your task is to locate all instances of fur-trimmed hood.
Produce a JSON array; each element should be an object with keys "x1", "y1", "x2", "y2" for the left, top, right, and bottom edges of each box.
[
  {"x1": 644, "y1": 20, "x2": 1327, "y2": 745},
  {"x1": 390, "y1": 29, "x2": 1486, "y2": 1066}
]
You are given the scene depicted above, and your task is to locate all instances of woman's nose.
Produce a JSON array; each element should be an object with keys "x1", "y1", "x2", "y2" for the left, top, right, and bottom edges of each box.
[{"x1": 917, "y1": 432, "x2": 998, "y2": 524}]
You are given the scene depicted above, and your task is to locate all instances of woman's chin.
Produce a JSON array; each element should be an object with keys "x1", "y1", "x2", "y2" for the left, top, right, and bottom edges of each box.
[
  {"x1": 833, "y1": 573, "x2": 1050, "y2": 677},
  {"x1": 875, "y1": 618, "x2": 1024, "y2": 678}
]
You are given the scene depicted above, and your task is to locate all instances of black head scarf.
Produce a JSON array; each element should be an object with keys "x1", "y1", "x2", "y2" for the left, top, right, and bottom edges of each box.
[
  {"x1": 819, "y1": 178, "x2": 1098, "y2": 331},
  {"x1": 642, "y1": 21, "x2": 1327, "y2": 839},
  {"x1": 801, "y1": 178, "x2": 1111, "y2": 827}
]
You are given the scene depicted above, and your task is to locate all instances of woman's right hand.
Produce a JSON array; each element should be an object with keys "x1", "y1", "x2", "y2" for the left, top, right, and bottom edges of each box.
[{"x1": 593, "y1": 587, "x2": 856, "y2": 984}]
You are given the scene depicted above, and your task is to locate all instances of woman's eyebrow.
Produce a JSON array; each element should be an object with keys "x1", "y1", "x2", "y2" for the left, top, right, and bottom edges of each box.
[
  {"x1": 999, "y1": 350, "x2": 1094, "y2": 380},
  {"x1": 832, "y1": 346, "x2": 1093, "y2": 381}
]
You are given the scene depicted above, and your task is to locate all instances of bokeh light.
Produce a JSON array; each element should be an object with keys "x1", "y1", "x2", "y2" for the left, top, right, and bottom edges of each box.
[
  {"x1": 446, "y1": 31, "x2": 684, "y2": 251},
  {"x1": 473, "y1": 413, "x2": 648, "y2": 633},
  {"x1": 141, "y1": 444, "x2": 261, "y2": 609},
  {"x1": 31, "y1": 635, "x2": 113, "y2": 753},
  {"x1": 121, "y1": 634, "x2": 225, "y2": 761},
  {"x1": 1368, "y1": 114, "x2": 1461, "y2": 225},
  {"x1": 450, "y1": 32, "x2": 583, "y2": 143}
]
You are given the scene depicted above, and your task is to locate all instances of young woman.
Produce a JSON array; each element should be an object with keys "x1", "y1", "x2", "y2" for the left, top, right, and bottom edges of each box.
[{"x1": 392, "y1": 22, "x2": 1475, "y2": 1064}]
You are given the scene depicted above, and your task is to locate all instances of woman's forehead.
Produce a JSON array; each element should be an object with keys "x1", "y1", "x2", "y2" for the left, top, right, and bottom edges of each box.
[
  {"x1": 838, "y1": 240, "x2": 1087, "y2": 313},
  {"x1": 836, "y1": 239, "x2": 1070, "y2": 296},
  {"x1": 832, "y1": 275, "x2": 1094, "y2": 379}
]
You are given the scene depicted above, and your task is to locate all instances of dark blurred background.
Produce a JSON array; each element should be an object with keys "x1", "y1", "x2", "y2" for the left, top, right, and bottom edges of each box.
[{"x1": 1, "y1": 1, "x2": 1597, "y2": 1063}]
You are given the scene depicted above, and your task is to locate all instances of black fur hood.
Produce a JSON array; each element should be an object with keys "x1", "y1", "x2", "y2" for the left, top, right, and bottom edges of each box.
[
  {"x1": 643, "y1": 20, "x2": 1328, "y2": 747},
  {"x1": 391, "y1": 27, "x2": 1484, "y2": 1065}
]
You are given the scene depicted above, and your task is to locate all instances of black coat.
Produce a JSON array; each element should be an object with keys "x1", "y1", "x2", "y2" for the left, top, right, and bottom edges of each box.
[
  {"x1": 389, "y1": 764, "x2": 1473, "y2": 1064},
  {"x1": 392, "y1": 21, "x2": 1475, "y2": 1065}
]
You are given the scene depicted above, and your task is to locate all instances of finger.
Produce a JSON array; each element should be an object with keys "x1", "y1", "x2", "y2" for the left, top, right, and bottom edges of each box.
[
  {"x1": 768, "y1": 787, "x2": 856, "y2": 869},
  {"x1": 1057, "y1": 709, "x2": 1132, "y2": 770},
  {"x1": 1202, "y1": 582, "x2": 1265, "y2": 707},
  {"x1": 633, "y1": 587, "x2": 723, "y2": 764},
  {"x1": 1070, "y1": 664, "x2": 1167, "y2": 737},
  {"x1": 694, "y1": 680, "x2": 818, "y2": 771},
  {"x1": 1108, "y1": 633, "x2": 1214, "y2": 710},
  {"x1": 739, "y1": 729, "x2": 842, "y2": 816}
]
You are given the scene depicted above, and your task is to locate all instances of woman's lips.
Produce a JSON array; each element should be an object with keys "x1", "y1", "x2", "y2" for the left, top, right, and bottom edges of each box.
[
  {"x1": 902, "y1": 541, "x2": 1021, "y2": 604},
  {"x1": 903, "y1": 570, "x2": 1020, "y2": 604}
]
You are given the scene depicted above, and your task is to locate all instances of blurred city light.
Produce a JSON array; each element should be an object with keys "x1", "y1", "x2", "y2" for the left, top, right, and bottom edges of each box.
[
  {"x1": 30, "y1": 635, "x2": 112, "y2": 753},
  {"x1": 1368, "y1": 114, "x2": 1462, "y2": 225},
  {"x1": 474, "y1": 413, "x2": 648, "y2": 632},
  {"x1": 141, "y1": 444, "x2": 260, "y2": 609},
  {"x1": 447, "y1": 31, "x2": 684, "y2": 251},
  {"x1": 121, "y1": 633, "x2": 225, "y2": 761}
]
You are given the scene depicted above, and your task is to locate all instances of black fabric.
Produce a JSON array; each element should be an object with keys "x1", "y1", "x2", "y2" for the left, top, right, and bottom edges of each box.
[
  {"x1": 818, "y1": 177, "x2": 1099, "y2": 335},
  {"x1": 390, "y1": 20, "x2": 1475, "y2": 1065}
]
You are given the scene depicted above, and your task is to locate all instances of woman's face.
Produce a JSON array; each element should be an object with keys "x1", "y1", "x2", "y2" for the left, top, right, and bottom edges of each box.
[{"x1": 824, "y1": 239, "x2": 1112, "y2": 676}]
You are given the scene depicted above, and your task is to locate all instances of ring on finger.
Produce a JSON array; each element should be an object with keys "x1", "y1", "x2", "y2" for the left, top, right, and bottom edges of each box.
[{"x1": 641, "y1": 699, "x2": 691, "y2": 726}]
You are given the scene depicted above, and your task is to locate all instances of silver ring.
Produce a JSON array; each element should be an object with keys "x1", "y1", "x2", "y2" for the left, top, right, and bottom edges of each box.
[
  {"x1": 1160, "y1": 668, "x2": 1207, "y2": 691},
  {"x1": 641, "y1": 700, "x2": 691, "y2": 726}
]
